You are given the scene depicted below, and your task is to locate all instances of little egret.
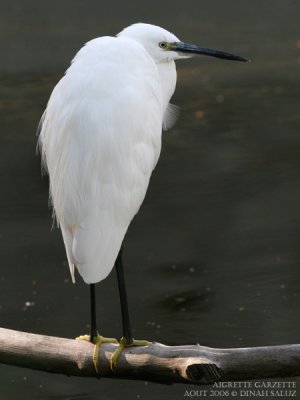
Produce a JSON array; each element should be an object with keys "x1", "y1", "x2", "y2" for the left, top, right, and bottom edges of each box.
[{"x1": 38, "y1": 23, "x2": 247, "y2": 371}]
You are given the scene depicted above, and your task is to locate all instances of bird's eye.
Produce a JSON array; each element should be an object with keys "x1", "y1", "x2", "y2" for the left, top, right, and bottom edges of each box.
[{"x1": 159, "y1": 41, "x2": 168, "y2": 49}]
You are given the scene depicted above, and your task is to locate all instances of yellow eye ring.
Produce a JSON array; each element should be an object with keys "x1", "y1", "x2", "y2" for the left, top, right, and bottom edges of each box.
[{"x1": 159, "y1": 41, "x2": 168, "y2": 49}]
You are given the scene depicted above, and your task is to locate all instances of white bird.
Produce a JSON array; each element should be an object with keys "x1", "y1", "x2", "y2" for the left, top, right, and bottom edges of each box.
[{"x1": 38, "y1": 22, "x2": 247, "y2": 370}]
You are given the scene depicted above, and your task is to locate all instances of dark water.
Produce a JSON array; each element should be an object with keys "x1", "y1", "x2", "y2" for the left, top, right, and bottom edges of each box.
[{"x1": 0, "y1": 1, "x2": 300, "y2": 399}]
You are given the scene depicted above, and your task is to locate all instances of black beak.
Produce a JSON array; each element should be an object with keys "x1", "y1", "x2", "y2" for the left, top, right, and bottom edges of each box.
[{"x1": 172, "y1": 41, "x2": 249, "y2": 62}]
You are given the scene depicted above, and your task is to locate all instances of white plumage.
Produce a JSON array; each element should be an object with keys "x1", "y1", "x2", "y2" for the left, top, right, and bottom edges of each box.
[
  {"x1": 38, "y1": 23, "x2": 246, "y2": 285},
  {"x1": 38, "y1": 24, "x2": 180, "y2": 283}
]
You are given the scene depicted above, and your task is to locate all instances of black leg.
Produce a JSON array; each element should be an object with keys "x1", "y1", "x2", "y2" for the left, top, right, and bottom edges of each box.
[
  {"x1": 90, "y1": 283, "x2": 98, "y2": 342},
  {"x1": 115, "y1": 246, "x2": 133, "y2": 344}
]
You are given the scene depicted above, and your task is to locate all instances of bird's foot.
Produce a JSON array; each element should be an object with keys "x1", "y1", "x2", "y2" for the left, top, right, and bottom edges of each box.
[
  {"x1": 76, "y1": 333, "x2": 119, "y2": 373},
  {"x1": 110, "y1": 336, "x2": 152, "y2": 370}
]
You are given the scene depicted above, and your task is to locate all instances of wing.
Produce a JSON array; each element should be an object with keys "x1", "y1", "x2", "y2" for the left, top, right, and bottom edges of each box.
[
  {"x1": 163, "y1": 103, "x2": 180, "y2": 131},
  {"x1": 39, "y1": 37, "x2": 163, "y2": 283}
]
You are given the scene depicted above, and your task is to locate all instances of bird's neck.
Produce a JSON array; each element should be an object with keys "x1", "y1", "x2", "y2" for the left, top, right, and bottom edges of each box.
[{"x1": 156, "y1": 61, "x2": 177, "y2": 111}]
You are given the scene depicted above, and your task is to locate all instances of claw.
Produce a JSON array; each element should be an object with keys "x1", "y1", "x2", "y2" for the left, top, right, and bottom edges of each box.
[
  {"x1": 110, "y1": 336, "x2": 151, "y2": 370},
  {"x1": 76, "y1": 334, "x2": 119, "y2": 373}
]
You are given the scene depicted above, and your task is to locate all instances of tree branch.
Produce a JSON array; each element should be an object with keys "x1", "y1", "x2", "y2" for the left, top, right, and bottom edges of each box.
[{"x1": 0, "y1": 327, "x2": 299, "y2": 384}]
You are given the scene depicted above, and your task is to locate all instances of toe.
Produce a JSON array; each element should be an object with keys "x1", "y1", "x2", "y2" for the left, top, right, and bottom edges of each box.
[
  {"x1": 75, "y1": 334, "x2": 90, "y2": 341},
  {"x1": 110, "y1": 337, "x2": 152, "y2": 371}
]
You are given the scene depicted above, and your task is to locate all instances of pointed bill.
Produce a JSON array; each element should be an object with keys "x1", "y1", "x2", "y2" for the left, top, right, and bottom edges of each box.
[{"x1": 171, "y1": 42, "x2": 249, "y2": 62}]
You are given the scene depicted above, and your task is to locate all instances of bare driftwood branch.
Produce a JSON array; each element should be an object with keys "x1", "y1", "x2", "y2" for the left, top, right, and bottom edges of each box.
[{"x1": 0, "y1": 327, "x2": 299, "y2": 385}]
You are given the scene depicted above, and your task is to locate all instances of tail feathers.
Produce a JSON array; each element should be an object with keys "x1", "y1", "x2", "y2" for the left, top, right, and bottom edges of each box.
[
  {"x1": 60, "y1": 220, "x2": 126, "y2": 285},
  {"x1": 60, "y1": 224, "x2": 76, "y2": 283},
  {"x1": 72, "y1": 223, "x2": 124, "y2": 284},
  {"x1": 69, "y1": 263, "x2": 76, "y2": 283}
]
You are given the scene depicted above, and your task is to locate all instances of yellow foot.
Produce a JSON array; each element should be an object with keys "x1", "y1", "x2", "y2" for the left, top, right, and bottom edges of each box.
[
  {"x1": 76, "y1": 334, "x2": 119, "y2": 373},
  {"x1": 110, "y1": 336, "x2": 152, "y2": 371}
]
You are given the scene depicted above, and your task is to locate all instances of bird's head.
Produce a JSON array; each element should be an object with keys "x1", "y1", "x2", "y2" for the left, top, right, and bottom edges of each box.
[{"x1": 118, "y1": 23, "x2": 248, "y2": 63}]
